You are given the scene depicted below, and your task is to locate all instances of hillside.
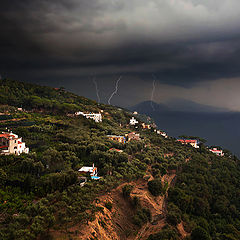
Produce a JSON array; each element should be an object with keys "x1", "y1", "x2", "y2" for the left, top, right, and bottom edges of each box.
[
  {"x1": 0, "y1": 79, "x2": 240, "y2": 240},
  {"x1": 129, "y1": 100, "x2": 240, "y2": 157}
]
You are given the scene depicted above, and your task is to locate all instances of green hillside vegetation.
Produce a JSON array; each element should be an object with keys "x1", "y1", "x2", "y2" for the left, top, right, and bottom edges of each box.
[{"x1": 0, "y1": 79, "x2": 240, "y2": 240}]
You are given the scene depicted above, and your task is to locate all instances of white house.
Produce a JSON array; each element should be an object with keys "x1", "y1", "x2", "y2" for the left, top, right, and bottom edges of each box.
[
  {"x1": 78, "y1": 163, "x2": 100, "y2": 180},
  {"x1": 209, "y1": 148, "x2": 224, "y2": 157},
  {"x1": 129, "y1": 117, "x2": 139, "y2": 126},
  {"x1": 78, "y1": 164, "x2": 97, "y2": 176},
  {"x1": 0, "y1": 132, "x2": 29, "y2": 155},
  {"x1": 75, "y1": 112, "x2": 102, "y2": 123}
]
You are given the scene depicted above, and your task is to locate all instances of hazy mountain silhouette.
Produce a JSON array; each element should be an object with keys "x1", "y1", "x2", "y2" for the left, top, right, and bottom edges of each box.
[
  {"x1": 130, "y1": 100, "x2": 169, "y2": 112},
  {"x1": 130, "y1": 99, "x2": 228, "y2": 113},
  {"x1": 129, "y1": 100, "x2": 240, "y2": 157},
  {"x1": 164, "y1": 98, "x2": 228, "y2": 112}
]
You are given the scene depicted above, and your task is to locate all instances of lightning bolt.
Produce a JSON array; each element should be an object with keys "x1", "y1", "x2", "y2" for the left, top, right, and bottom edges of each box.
[
  {"x1": 150, "y1": 74, "x2": 156, "y2": 111},
  {"x1": 93, "y1": 77, "x2": 100, "y2": 103},
  {"x1": 108, "y1": 76, "x2": 122, "y2": 105}
]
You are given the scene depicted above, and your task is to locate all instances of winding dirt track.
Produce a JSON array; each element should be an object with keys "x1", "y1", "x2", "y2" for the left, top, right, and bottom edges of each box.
[{"x1": 51, "y1": 172, "x2": 189, "y2": 240}]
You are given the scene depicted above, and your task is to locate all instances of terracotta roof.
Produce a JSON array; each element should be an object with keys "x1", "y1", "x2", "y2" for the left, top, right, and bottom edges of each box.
[
  {"x1": 0, "y1": 134, "x2": 10, "y2": 138},
  {"x1": 0, "y1": 133, "x2": 17, "y2": 139},
  {"x1": 210, "y1": 149, "x2": 222, "y2": 152},
  {"x1": 177, "y1": 139, "x2": 197, "y2": 143},
  {"x1": 0, "y1": 145, "x2": 8, "y2": 149}
]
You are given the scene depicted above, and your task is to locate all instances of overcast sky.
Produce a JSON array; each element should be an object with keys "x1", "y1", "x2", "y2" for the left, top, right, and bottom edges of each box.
[{"x1": 1, "y1": 0, "x2": 240, "y2": 110}]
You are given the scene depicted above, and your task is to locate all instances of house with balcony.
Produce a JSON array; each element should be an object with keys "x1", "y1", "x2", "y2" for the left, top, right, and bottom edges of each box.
[
  {"x1": 78, "y1": 163, "x2": 100, "y2": 180},
  {"x1": 0, "y1": 132, "x2": 29, "y2": 155}
]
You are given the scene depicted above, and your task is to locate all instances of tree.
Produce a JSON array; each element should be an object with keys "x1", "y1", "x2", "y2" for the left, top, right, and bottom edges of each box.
[
  {"x1": 191, "y1": 227, "x2": 211, "y2": 240},
  {"x1": 148, "y1": 179, "x2": 163, "y2": 196},
  {"x1": 0, "y1": 168, "x2": 7, "y2": 186}
]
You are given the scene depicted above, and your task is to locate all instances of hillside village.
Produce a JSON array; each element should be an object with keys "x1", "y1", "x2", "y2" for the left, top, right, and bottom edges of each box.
[
  {"x1": 0, "y1": 79, "x2": 238, "y2": 240},
  {"x1": 0, "y1": 101, "x2": 226, "y2": 181},
  {"x1": 74, "y1": 111, "x2": 225, "y2": 182}
]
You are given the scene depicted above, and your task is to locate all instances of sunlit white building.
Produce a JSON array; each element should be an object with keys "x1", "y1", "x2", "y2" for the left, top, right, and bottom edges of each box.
[
  {"x1": 75, "y1": 112, "x2": 102, "y2": 122},
  {"x1": 129, "y1": 117, "x2": 139, "y2": 126},
  {"x1": 78, "y1": 163, "x2": 100, "y2": 180},
  {"x1": 0, "y1": 132, "x2": 29, "y2": 155}
]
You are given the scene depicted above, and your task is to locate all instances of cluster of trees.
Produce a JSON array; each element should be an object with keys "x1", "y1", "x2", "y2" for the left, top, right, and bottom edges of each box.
[
  {"x1": 0, "y1": 79, "x2": 99, "y2": 114},
  {"x1": 148, "y1": 225, "x2": 180, "y2": 240},
  {"x1": 166, "y1": 153, "x2": 240, "y2": 239},
  {"x1": 147, "y1": 179, "x2": 164, "y2": 196}
]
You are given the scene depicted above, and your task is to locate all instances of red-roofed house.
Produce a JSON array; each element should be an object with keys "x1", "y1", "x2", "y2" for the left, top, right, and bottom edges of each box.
[
  {"x1": 209, "y1": 148, "x2": 224, "y2": 157},
  {"x1": 177, "y1": 139, "x2": 199, "y2": 148},
  {"x1": 0, "y1": 132, "x2": 29, "y2": 155}
]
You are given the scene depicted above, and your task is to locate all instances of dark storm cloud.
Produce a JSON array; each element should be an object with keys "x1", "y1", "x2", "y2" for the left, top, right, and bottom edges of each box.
[{"x1": 1, "y1": 0, "x2": 240, "y2": 107}]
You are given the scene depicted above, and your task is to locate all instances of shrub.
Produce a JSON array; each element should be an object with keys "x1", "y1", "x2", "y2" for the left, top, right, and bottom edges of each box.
[
  {"x1": 133, "y1": 208, "x2": 151, "y2": 227},
  {"x1": 148, "y1": 179, "x2": 163, "y2": 196},
  {"x1": 166, "y1": 212, "x2": 181, "y2": 226},
  {"x1": 191, "y1": 226, "x2": 211, "y2": 240},
  {"x1": 105, "y1": 202, "x2": 113, "y2": 211},
  {"x1": 122, "y1": 184, "x2": 133, "y2": 198},
  {"x1": 148, "y1": 225, "x2": 180, "y2": 240}
]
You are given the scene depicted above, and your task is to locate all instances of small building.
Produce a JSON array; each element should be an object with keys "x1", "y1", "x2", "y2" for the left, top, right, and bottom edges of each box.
[
  {"x1": 109, "y1": 148, "x2": 123, "y2": 153},
  {"x1": 177, "y1": 139, "x2": 199, "y2": 148},
  {"x1": 107, "y1": 135, "x2": 126, "y2": 143},
  {"x1": 129, "y1": 117, "x2": 139, "y2": 126},
  {"x1": 78, "y1": 163, "x2": 100, "y2": 180},
  {"x1": 127, "y1": 132, "x2": 141, "y2": 142},
  {"x1": 0, "y1": 132, "x2": 29, "y2": 155},
  {"x1": 155, "y1": 130, "x2": 168, "y2": 138},
  {"x1": 209, "y1": 148, "x2": 224, "y2": 157},
  {"x1": 142, "y1": 123, "x2": 151, "y2": 129},
  {"x1": 75, "y1": 112, "x2": 102, "y2": 123}
]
